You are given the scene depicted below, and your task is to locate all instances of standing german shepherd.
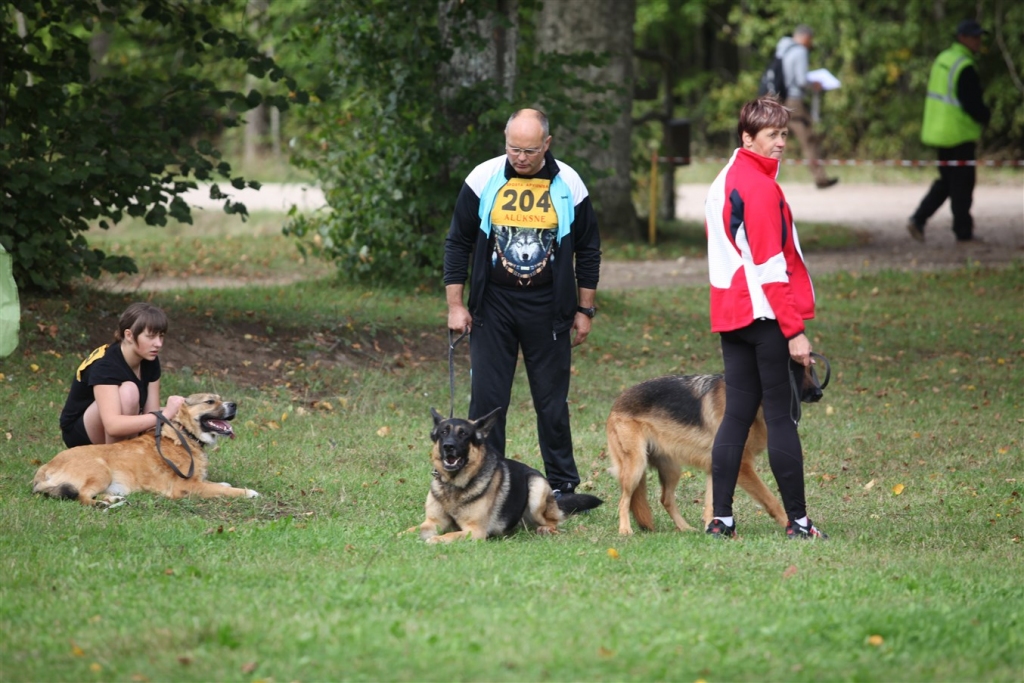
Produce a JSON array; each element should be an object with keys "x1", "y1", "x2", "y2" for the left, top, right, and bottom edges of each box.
[
  {"x1": 608, "y1": 362, "x2": 829, "y2": 535},
  {"x1": 608, "y1": 361, "x2": 827, "y2": 535},
  {"x1": 407, "y1": 408, "x2": 603, "y2": 543}
]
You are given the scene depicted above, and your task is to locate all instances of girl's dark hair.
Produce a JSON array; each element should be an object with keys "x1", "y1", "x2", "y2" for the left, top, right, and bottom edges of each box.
[
  {"x1": 115, "y1": 302, "x2": 168, "y2": 342},
  {"x1": 737, "y1": 96, "x2": 791, "y2": 143}
]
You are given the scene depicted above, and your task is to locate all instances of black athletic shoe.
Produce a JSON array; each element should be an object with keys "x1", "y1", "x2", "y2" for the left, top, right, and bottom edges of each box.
[
  {"x1": 786, "y1": 518, "x2": 828, "y2": 540},
  {"x1": 550, "y1": 486, "x2": 572, "y2": 499},
  {"x1": 705, "y1": 518, "x2": 736, "y2": 539}
]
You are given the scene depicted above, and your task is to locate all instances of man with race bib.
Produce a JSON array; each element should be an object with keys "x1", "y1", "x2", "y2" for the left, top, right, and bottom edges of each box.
[{"x1": 443, "y1": 108, "x2": 601, "y2": 497}]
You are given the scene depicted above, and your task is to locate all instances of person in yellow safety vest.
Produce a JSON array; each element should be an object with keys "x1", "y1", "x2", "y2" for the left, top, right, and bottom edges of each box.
[{"x1": 907, "y1": 19, "x2": 991, "y2": 245}]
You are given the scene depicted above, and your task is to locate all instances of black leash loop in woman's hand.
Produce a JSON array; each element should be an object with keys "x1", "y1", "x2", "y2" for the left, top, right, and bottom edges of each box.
[{"x1": 789, "y1": 352, "x2": 831, "y2": 425}]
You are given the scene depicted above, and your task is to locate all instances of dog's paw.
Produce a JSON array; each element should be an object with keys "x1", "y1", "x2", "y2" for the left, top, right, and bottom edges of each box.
[
  {"x1": 95, "y1": 496, "x2": 126, "y2": 510},
  {"x1": 245, "y1": 489, "x2": 260, "y2": 498},
  {"x1": 535, "y1": 525, "x2": 558, "y2": 536}
]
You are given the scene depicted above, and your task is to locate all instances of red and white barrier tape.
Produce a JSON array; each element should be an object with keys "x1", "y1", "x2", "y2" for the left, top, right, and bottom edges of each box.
[{"x1": 659, "y1": 156, "x2": 1024, "y2": 167}]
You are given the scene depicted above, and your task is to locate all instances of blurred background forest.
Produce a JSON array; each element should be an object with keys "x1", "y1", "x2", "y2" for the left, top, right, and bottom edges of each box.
[{"x1": 2, "y1": 0, "x2": 1022, "y2": 291}]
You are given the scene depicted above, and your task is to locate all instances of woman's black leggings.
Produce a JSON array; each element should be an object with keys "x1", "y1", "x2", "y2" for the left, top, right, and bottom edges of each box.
[{"x1": 711, "y1": 319, "x2": 806, "y2": 521}]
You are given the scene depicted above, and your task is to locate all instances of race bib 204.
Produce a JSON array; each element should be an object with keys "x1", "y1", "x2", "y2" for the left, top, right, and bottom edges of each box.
[{"x1": 490, "y1": 178, "x2": 558, "y2": 229}]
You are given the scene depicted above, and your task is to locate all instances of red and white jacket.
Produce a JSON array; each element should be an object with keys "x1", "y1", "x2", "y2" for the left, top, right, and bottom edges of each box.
[{"x1": 704, "y1": 148, "x2": 815, "y2": 339}]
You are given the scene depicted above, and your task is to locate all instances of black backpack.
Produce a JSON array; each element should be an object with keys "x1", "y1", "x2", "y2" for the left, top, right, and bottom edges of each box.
[{"x1": 757, "y1": 44, "x2": 795, "y2": 100}]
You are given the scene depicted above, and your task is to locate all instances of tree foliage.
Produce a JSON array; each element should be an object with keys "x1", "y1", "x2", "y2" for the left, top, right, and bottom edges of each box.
[
  {"x1": 5, "y1": 1, "x2": 1017, "y2": 295},
  {"x1": 634, "y1": 0, "x2": 1023, "y2": 160},
  {"x1": 284, "y1": 0, "x2": 613, "y2": 288},
  {"x1": 0, "y1": 0, "x2": 306, "y2": 292}
]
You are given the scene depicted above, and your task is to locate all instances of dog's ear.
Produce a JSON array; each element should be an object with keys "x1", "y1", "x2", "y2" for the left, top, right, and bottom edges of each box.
[
  {"x1": 472, "y1": 407, "x2": 503, "y2": 442},
  {"x1": 429, "y1": 407, "x2": 445, "y2": 441}
]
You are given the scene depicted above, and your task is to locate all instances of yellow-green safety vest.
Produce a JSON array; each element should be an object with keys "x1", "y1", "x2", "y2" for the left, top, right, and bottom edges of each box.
[{"x1": 921, "y1": 42, "x2": 982, "y2": 147}]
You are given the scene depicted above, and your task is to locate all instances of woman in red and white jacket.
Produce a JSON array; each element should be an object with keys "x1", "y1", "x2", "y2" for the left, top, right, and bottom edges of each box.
[{"x1": 703, "y1": 96, "x2": 827, "y2": 540}]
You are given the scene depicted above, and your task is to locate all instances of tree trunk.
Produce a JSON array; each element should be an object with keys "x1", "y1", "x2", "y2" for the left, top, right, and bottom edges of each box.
[
  {"x1": 438, "y1": 0, "x2": 519, "y2": 179},
  {"x1": 13, "y1": 11, "x2": 33, "y2": 86},
  {"x1": 88, "y1": 30, "x2": 111, "y2": 82},
  {"x1": 536, "y1": 0, "x2": 638, "y2": 240},
  {"x1": 244, "y1": 0, "x2": 270, "y2": 164},
  {"x1": 439, "y1": 0, "x2": 518, "y2": 101}
]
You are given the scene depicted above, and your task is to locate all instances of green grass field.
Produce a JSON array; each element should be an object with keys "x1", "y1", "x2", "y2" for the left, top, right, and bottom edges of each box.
[{"x1": 1, "y1": 237, "x2": 1021, "y2": 681}]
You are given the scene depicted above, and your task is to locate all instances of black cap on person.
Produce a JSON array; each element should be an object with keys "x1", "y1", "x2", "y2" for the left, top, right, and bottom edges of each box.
[{"x1": 955, "y1": 19, "x2": 988, "y2": 37}]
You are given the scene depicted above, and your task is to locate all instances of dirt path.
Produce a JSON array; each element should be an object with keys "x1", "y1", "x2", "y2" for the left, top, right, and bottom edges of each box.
[
  {"x1": 601, "y1": 181, "x2": 1023, "y2": 289},
  {"x1": 88, "y1": 181, "x2": 1021, "y2": 388},
  {"x1": 151, "y1": 181, "x2": 1024, "y2": 293}
]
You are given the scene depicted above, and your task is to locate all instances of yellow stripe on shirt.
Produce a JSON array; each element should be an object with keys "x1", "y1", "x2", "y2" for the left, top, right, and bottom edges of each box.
[{"x1": 75, "y1": 344, "x2": 109, "y2": 381}]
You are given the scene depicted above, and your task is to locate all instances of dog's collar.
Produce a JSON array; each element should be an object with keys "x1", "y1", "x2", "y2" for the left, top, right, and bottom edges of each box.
[
  {"x1": 175, "y1": 423, "x2": 203, "y2": 445},
  {"x1": 162, "y1": 417, "x2": 204, "y2": 449},
  {"x1": 431, "y1": 469, "x2": 441, "y2": 480}
]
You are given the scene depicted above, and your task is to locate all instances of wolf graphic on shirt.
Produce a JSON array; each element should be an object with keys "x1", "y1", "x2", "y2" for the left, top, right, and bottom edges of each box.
[
  {"x1": 508, "y1": 228, "x2": 545, "y2": 263},
  {"x1": 491, "y1": 226, "x2": 555, "y2": 285}
]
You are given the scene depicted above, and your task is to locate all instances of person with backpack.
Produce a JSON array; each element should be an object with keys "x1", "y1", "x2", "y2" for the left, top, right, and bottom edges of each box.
[{"x1": 766, "y1": 25, "x2": 837, "y2": 189}]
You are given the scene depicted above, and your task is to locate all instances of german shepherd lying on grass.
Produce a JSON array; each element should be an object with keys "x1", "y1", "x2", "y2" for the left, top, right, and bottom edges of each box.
[
  {"x1": 32, "y1": 393, "x2": 258, "y2": 507},
  {"x1": 407, "y1": 408, "x2": 603, "y2": 543},
  {"x1": 608, "y1": 361, "x2": 828, "y2": 535}
]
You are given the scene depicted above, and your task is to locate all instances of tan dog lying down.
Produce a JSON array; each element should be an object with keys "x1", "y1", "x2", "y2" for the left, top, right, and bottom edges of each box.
[{"x1": 33, "y1": 393, "x2": 258, "y2": 507}]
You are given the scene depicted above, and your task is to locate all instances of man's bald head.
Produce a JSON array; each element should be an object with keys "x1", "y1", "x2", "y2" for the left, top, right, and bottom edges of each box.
[
  {"x1": 506, "y1": 109, "x2": 549, "y2": 138},
  {"x1": 504, "y1": 108, "x2": 552, "y2": 176}
]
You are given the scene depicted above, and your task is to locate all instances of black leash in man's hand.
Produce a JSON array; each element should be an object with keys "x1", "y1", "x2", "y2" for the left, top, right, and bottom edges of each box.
[{"x1": 448, "y1": 328, "x2": 469, "y2": 418}]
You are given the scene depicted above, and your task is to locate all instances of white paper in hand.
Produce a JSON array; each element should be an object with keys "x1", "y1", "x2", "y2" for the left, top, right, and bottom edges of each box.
[{"x1": 807, "y1": 68, "x2": 841, "y2": 91}]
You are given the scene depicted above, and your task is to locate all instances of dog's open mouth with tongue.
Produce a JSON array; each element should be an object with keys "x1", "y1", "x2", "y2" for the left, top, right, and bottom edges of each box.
[{"x1": 201, "y1": 415, "x2": 235, "y2": 439}]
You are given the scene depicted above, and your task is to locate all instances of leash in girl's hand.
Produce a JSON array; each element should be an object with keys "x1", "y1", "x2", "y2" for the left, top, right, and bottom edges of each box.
[
  {"x1": 151, "y1": 411, "x2": 195, "y2": 479},
  {"x1": 448, "y1": 328, "x2": 469, "y2": 418}
]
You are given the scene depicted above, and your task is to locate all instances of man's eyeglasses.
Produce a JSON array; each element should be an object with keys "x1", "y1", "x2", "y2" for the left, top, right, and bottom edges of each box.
[{"x1": 505, "y1": 145, "x2": 544, "y2": 158}]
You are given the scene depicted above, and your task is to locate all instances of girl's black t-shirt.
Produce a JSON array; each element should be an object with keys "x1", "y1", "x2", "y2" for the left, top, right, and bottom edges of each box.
[{"x1": 58, "y1": 343, "x2": 161, "y2": 431}]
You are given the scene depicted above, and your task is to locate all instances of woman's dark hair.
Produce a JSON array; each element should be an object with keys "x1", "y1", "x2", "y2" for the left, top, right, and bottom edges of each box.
[
  {"x1": 737, "y1": 97, "x2": 791, "y2": 143},
  {"x1": 115, "y1": 302, "x2": 168, "y2": 342}
]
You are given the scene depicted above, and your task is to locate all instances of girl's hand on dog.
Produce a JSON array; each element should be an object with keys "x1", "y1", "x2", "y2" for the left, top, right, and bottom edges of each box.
[{"x1": 162, "y1": 395, "x2": 186, "y2": 420}]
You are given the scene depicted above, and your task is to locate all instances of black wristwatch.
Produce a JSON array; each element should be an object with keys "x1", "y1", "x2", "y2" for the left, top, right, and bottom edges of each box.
[{"x1": 577, "y1": 305, "x2": 596, "y2": 318}]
